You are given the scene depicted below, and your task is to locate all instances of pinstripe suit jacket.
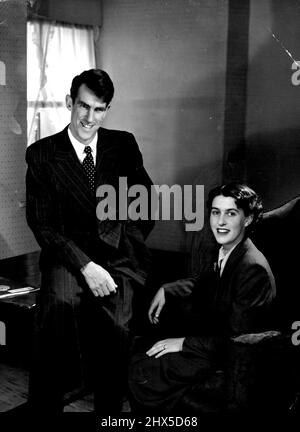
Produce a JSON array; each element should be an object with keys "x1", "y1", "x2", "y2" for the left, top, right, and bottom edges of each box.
[{"x1": 26, "y1": 126, "x2": 155, "y2": 285}]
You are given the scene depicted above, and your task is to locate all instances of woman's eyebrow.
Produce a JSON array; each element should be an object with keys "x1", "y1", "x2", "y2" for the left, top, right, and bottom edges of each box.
[{"x1": 211, "y1": 207, "x2": 239, "y2": 212}]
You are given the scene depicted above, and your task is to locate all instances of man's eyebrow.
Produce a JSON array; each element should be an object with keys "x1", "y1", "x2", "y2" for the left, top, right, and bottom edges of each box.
[
  {"x1": 77, "y1": 100, "x2": 106, "y2": 110},
  {"x1": 77, "y1": 100, "x2": 89, "y2": 106}
]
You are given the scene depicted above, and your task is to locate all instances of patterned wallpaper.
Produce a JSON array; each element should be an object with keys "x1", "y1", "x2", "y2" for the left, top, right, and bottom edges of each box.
[{"x1": 0, "y1": 0, "x2": 38, "y2": 258}]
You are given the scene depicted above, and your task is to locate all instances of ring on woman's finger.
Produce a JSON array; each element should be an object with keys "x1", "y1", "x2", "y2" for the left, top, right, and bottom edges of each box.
[
  {"x1": 162, "y1": 344, "x2": 166, "y2": 350},
  {"x1": 155, "y1": 314, "x2": 159, "y2": 318}
]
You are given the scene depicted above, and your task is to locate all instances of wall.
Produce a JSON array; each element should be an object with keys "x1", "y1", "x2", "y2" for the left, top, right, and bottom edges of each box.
[
  {"x1": 98, "y1": 0, "x2": 228, "y2": 251},
  {"x1": 0, "y1": 0, "x2": 38, "y2": 259},
  {"x1": 246, "y1": 0, "x2": 300, "y2": 210},
  {"x1": 28, "y1": 0, "x2": 102, "y2": 26}
]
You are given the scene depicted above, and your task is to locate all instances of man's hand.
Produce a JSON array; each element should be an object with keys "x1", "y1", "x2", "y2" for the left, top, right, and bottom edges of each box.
[
  {"x1": 148, "y1": 287, "x2": 165, "y2": 324},
  {"x1": 81, "y1": 261, "x2": 117, "y2": 297},
  {"x1": 146, "y1": 338, "x2": 185, "y2": 358}
]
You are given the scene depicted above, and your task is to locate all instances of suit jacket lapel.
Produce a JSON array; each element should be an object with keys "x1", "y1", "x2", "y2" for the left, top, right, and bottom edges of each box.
[
  {"x1": 95, "y1": 128, "x2": 108, "y2": 185},
  {"x1": 95, "y1": 128, "x2": 106, "y2": 172},
  {"x1": 95, "y1": 127, "x2": 121, "y2": 187},
  {"x1": 220, "y1": 238, "x2": 251, "y2": 284},
  {"x1": 95, "y1": 128, "x2": 123, "y2": 249},
  {"x1": 52, "y1": 127, "x2": 95, "y2": 215}
]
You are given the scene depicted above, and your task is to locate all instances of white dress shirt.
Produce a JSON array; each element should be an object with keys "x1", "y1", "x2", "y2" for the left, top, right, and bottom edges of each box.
[{"x1": 67, "y1": 127, "x2": 97, "y2": 165}]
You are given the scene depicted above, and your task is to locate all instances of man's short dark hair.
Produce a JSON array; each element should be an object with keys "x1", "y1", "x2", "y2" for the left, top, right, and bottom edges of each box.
[
  {"x1": 70, "y1": 69, "x2": 114, "y2": 105},
  {"x1": 207, "y1": 182, "x2": 263, "y2": 233}
]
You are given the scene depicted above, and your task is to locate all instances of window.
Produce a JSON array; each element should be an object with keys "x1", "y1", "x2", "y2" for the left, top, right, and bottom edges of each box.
[{"x1": 27, "y1": 20, "x2": 96, "y2": 145}]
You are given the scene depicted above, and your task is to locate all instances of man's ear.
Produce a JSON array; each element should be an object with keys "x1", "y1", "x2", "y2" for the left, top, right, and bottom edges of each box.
[
  {"x1": 244, "y1": 214, "x2": 253, "y2": 227},
  {"x1": 103, "y1": 104, "x2": 110, "y2": 120},
  {"x1": 66, "y1": 94, "x2": 73, "y2": 111}
]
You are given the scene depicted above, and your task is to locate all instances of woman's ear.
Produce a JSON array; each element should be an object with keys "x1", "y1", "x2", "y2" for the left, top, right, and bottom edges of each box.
[{"x1": 244, "y1": 214, "x2": 253, "y2": 227}]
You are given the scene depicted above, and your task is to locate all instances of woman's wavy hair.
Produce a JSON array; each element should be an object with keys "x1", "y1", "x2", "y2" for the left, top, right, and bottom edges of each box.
[{"x1": 207, "y1": 182, "x2": 263, "y2": 234}]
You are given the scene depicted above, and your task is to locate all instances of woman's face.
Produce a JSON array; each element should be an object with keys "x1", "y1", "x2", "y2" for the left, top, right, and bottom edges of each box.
[{"x1": 210, "y1": 195, "x2": 252, "y2": 250}]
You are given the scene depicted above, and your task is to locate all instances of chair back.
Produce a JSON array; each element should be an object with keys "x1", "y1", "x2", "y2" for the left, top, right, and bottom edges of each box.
[{"x1": 250, "y1": 196, "x2": 300, "y2": 331}]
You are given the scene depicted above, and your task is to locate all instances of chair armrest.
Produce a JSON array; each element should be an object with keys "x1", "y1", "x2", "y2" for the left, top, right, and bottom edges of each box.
[
  {"x1": 231, "y1": 330, "x2": 282, "y2": 345},
  {"x1": 226, "y1": 330, "x2": 285, "y2": 413}
]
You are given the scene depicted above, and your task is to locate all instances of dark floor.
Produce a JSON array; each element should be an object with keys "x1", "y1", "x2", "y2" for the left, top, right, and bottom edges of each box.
[
  {"x1": 0, "y1": 362, "x2": 29, "y2": 412},
  {"x1": 0, "y1": 358, "x2": 95, "y2": 412},
  {"x1": 0, "y1": 360, "x2": 131, "y2": 413}
]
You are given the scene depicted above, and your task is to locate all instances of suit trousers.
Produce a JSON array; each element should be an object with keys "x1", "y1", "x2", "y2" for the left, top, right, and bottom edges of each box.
[{"x1": 28, "y1": 264, "x2": 136, "y2": 414}]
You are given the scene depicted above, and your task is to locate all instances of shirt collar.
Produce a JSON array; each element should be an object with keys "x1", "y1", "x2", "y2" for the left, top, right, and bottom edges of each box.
[
  {"x1": 67, "y1": 127, "x2": 97, "y2": 164},
  {"x1": 218, "y1": 243, "x2": 238, "y2": 276}
]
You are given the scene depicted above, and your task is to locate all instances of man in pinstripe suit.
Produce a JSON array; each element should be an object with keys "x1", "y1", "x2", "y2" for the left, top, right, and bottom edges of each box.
[{"x1": 25, "y1": 69, "x2": 155, "y2": 415}]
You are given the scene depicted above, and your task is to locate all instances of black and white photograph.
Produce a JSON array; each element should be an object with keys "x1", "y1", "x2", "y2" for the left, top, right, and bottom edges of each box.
[{"x1": 0, "y1": 0, "x2": 299, "y2": 430}]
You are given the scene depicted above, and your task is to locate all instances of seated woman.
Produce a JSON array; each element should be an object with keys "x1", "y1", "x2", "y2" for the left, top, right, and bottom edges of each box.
[{"x1": 128, "y1": 183, "x2": 276, "y2": 413}]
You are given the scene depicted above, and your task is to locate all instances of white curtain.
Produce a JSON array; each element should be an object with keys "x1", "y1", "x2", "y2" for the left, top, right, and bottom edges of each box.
[{"x1": 27, "y1": 20, "x2": 96, "y2": 145}]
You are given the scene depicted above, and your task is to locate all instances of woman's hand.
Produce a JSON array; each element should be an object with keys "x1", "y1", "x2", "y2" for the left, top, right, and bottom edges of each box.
[
  {"x1": 146, "y1": 338, "x2": 185, "y2": 358},
  {"x1": 148, "y1": 287, "x2": 165, "y2": 324}
]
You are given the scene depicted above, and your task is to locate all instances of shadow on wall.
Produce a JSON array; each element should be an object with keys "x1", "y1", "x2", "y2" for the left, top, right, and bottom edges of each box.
[
  {"x1": 244, "y1": 0, "x2": 300, "y2": 209},
  {"x1": 246, "y1": 129, "x2": 300, "y2": 211},
  {"x1": 145, "y1": 73, "x2": 225, "y2": 254},
  {"x1": 0, "y1": 236, "x2": 13, "y2": 260},
  {"x1": 158, "y1": 61, "x2": 228, "y2": 265},
  {"x1": 141, "y1": 77, "x2": 225, "y2": 254}
]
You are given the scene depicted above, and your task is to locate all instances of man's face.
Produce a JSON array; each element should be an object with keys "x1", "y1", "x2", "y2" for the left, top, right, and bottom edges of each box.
[
  {"x1": 66, "y1": 83, "x2": 108, "y2": 145},
  {"x1": 209, "y1": 195, "x2": 252, "y2": 251}
]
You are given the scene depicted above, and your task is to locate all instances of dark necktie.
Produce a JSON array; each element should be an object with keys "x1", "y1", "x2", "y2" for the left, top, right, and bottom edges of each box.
[
  {"x1": 218, "y1": 258, "x2": 224, "y2": 276},
  {"x1": 82, "y1": 146, "x2": 95, "y2": 190}
]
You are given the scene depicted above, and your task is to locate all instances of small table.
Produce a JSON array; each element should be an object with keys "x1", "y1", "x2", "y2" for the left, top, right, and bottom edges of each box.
[{"x1": 0, "y1": 279, "x2": 38, "y2": 367}]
